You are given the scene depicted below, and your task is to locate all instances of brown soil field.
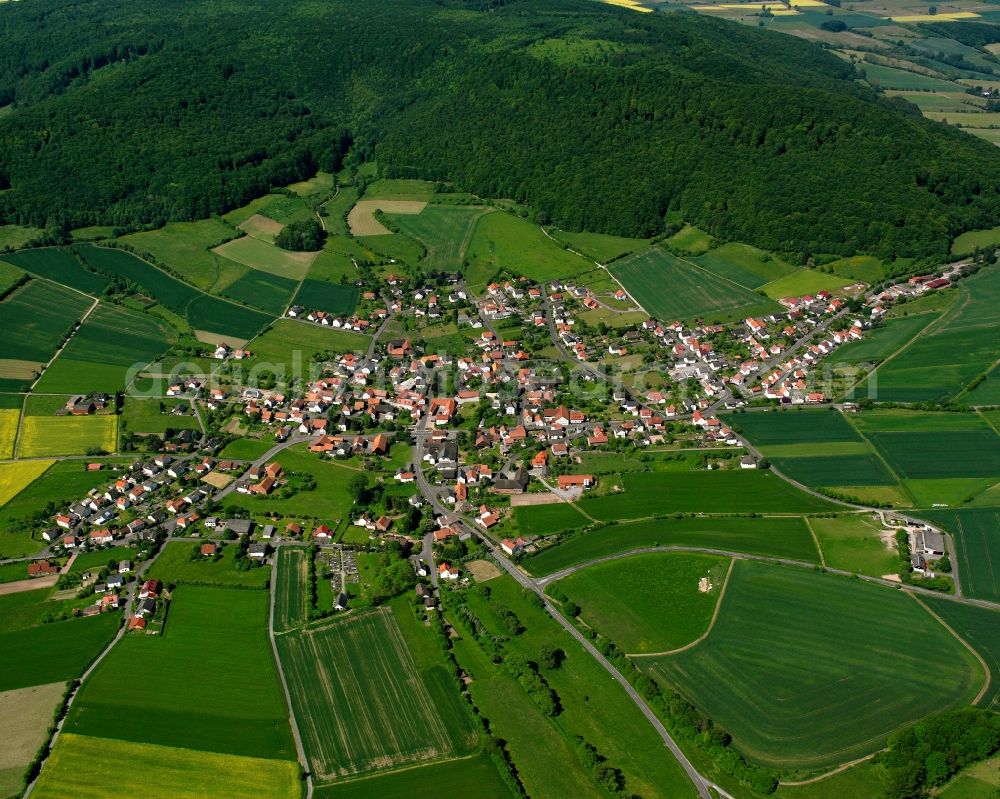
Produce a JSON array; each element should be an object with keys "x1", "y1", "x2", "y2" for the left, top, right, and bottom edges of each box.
[{"x1": 347, "y1": 200, "x2": 426, "y2": 236}]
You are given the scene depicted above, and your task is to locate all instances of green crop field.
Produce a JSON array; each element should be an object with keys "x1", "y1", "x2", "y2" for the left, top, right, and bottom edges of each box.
[
  {"x1": 759, "y1": 268, "x2": 853, "y2": 299},
  {"x1": 65, "y1": 586, "x2": 296, "y2": 760},
  {"x1": 0, "y1": 248, "x2": 109, "y2": 295},
  {"x1": 728, "y1": 408, "x2": 862, "y2": 446},
  {"x1": 861, "y1": 63, "x2": 959, "y2": 91},
  {"x1": 314, "y1": 753, "x2": 512, "y2": 799},
  {"x1": 922, "y1": 598, "x2": 1000, "y2": 710},
  {"x1": 146, "y1": 541, "x2": 272, "y2": 588},
  {"x1": 274, "y1": 546, "x2": 307, "y2": 633},
  {"x1": 0, "y1": 223, "x2": 41, "y2": 250},
  {"x1": 514, "y1": 501, "x2": 590, "y2": 536},
  {"x1": 771, "y1": 453, "x2": 898, "y2": 488},
  {"x1": 693, "y1": 243, "x2": 796, "y2": 289},
  {"x1": 387, "y1": 205, "x2": 495, "y2": 273},
  {"x1": 550, "y1": 229, "x2": 648, "y2": 263},
  {"x1": 524, "y1": 515, "x2": 819, "y2": 576},
  {"x1": 0, "y1": 614, "x2": 118, "y2": 692},
  {"x1": 0, "y1": 280, "x2": 91, "y2": 364},
  {"x1": 248, "y1": 320, "x2": 369, "y2": 380},
  {"x1": 552, "y1": 552, "x2": 730, "y2": 652},
  {"x1": 576, "y1": 471, "x2": 835, "y2": 519},
  {"x1": 213, "y1": 236, "x2": 315, "y2": 280},
  {"x1": 0, "y1": 260, "x2": 24, "y2": 294},
  {"x1": 833, "y1": 313, "x2": 937, "y2": 367},
  {"x1": 306, "y1": 249, "x2": 357, "y2": 283},
  {"x1": 923, "y1": 508, "x2": 1000, "y2": 602},
  {"x1": 74, "y1": 245, "x2": 271, "y2": 339},
  {"x1": 276, "y1": 605, "x2": 463, "y2": 780},
  {"x1": 119, "y1": 219, "x2": 240, "y2": 292},
  {"x1": 122, "y1": 397, "x2": 201, "y2": 434},
  {"x1": 17, "y1": 414, "x2": 117, "y2": 458},
  {"x1": 68, "y1": 546, "x2": 134, "y2": 574},
  {"x1": 610, "y1": 247, "x2": 778, "y2": 322},
  {"x1": 807, "y1": 515, "x2": 899, "y2": 577},
  {"x1": 824, "y1": 254, "x2": 886, "y2": 282},
  {"x1": 222, "y1": 268, "x2": 298, "y2": 315},
  {"x1": 363, "y1": 231, "x2": 426, "y2": 266},
  {"x1": 32, "y1": 733, "x2": 301, "y2": 799},
  {"x1": 464, "y1": 211, "x2": 593, "y2": 290},
  {"x1": 864, "y1": 266, "x2": 1000, "y2": 403},
  {"x1": 292, "y1": 279, "x2": 360, "y2": 315},
  {"x1": 34, "y1": 302, "x2": 176, "y2": 393},
  {"x1": 644, "y1": 562, "x2": 984, "y2": 769}
]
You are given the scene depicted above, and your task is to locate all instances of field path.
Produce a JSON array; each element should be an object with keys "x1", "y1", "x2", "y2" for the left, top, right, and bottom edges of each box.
[
  {"x1": 803, "y1": 517, "x2": 826, "y2": 567},
  {"x1": 28, "y1": 293, "x2": 99, "y2": 393},
  {"x1": 627, "y1": 558, "x2": 735, "y2": 657},
  {"x1": 777, "y1": 751, "x2": 881, "y2": 787},
  {"x1": 911, "y1": 593, "x2": 992, "y2": 706}
]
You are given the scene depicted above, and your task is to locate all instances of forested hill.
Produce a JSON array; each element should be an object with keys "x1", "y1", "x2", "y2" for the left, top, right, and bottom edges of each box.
[{"x1": 1, "y1": 0, "x2": 999, "y2": 260}]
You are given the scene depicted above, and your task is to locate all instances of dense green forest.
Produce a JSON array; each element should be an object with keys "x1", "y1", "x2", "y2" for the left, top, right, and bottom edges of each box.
[{"x1": 1, "y1": 0, "x2": 1000, "y2": 260}]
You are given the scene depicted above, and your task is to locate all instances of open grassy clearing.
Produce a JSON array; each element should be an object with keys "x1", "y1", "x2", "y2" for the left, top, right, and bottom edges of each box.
[
  {"x1": 461, "y1": 575, "x2": 700, "y2": 799},
  {"x1": 67, "y1": 546, "x2": 134, "y2": 575},
  {"x1": 313, "y1": 753, "x2": 511, "y2": 799},
  {"x1": 0, "y1": 259, "x2": 25, "y2": 294},
  {"x1": 34, "y1": 302, "x2": 176, "y2": 394},
  {"x1": 75, "y1": 244, "x2": 271, "y2": 339},
  {"x1": 824, "y1": 254, "x2": 885, "y2": 282},
  {"x1": 524, "y1": 515, "x2": 820, "y2": 576},
  {"x1": 246, "y1": 320, "x2": 369, "y2": 379},
  {"x1": 693, "y1": 243, "x2": 796, "y2": 289},
  {"x1": 645, "y1": 561, "x2": 984, "y2": 770},
  {"x1": 514, "y1": 501, "x2": 590, "y2": 536},
  {"x1": 553, "y1": 552, "x2": 730, "y2": 652},
  {"x1": 549, "y1": 228, "x2": 649, "y2": 263},
  {"x1": 0, "y1": 223, "x2": 41, "y2": 250},
  {"x1": 217, "y1": 437, "x2": 274, "y2": 460},
  {"x1": 953, "y1": 225, "x2": 1000, "y2": 257},
  {"x1": 808, "y1": 514, "x2": 899, "y2": 576},
  {"x1": 759, "y1": 268, "x2": 854, "y2": 299},
  {"x1": 937, "y1": 757, "x2": 1000, "y2": 799},
  {"x1": 118, "y1": 219, "x2": 240, "y2": 292},
  {"x1": 276, "y1": 605, "x2": 463, "y2": 780},
  {"x1": 0, "y1": 248, "x2": 109, "y2": 295},
  {"x1": 66, "y1": 586, "x2": 296, "y2": 760},
  {"x1": 32, "y1": 734, "x2": 301, "y2": 799},
  {"x1": 239, "y1": 213, "x2": 285, "y2": 243},
  {"x1": 0, "y1": 613, "x2": 119, "y2": 692},
  {"x1": 363, "y1": 178, "x2": 440, "y2": 200},
  {"x1": 362, "y1": 230, "x2": 426, "y2": 266},
  {"x1": 665, "y1": 224, "x2": 714, "y2": 254},
  {"x1": 213, "y1": 236, "x2": 316, "y2": 280},
  {"x1": 576, "y1": 470, "x2": 836, "y2": 519},
  {"x1": 923, "y1": 508, "x2": 1000, "y2": 602},
  {"x1": 864, "y1": 266, "x2": 1000, "y2": 403},
  {"x1": 224, "y1": 191, "x2": 317, "y2": 227},
  {"x1": 464, "y1": 211, "x2": 594, "y2": 290},
  {"x1": 0, "y1": 280, "x2": 91, "y2": 365},
  {"x1": 146, "y1": 541, "x2": 271, "y2": 588},
  {"x1": 773, "y1": 761, "x2": 883, "y2": 799},
  {"x1": 292, "y1": 279, "x2": 359, "y2": 315},
  {"x1": 348, "y1": 200, "x2": 427, "y2": 236},
  {"x1": 0, "y1": 681, "x2": 65, "y2": 799},
  {"x1": 16, "y1": 415, "x2": 117, "y2": 458},
  {"x1": 922, "y1": 598, "x2": 1000, "y2": 711},
  {"x1": 305, "y1": 248, "x2": 357, "y2": 283},
  {"x1": 610, "y1": 246, "x2": 779, "y2": 322},
  {"x1": 274, "y1": 546, "x2": 307, "y2": 633},
  {"x1": 861, "y1": 63, "x2": 961, "y2": 90},
  {"x1": 386, "y1": 205, "x2": 493, "y2": 272},
  {"x1": 122, "y1": 396, "x2": 201, "y2": 434}
]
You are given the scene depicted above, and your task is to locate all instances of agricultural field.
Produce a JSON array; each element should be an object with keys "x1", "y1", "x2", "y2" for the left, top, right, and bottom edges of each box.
[
  {"x1": 693, "y1": 243, "x2": 796, "y2": 289},
  {"x1": 0, "y1": 280, "x2": 92, "y2": 388},
  {"x1": 32, "y1": 734, "x2": 301, "y2": 799},
  {"x1": 548, "y1": 228, "x2": 649, "y2": 263},
  {"x1": 276, "y1": 605, "x2": 468, "y2": 780},
  {"x1": 524, "y1": 515, "x2": 820, "y2": 576},
  {"x1": 34, "y1": 302, "x2": 175, "y2": 394},
  {"x1": 223, "y1": 444, "x2": 357, "y2": 518},
  {"x1": 863, "y1": 265, "x2": 1000, "y2": 403},
  {"x1": 937, "y1": 758, "x2": 1000, "y2": 799},
  {"x1": 362, "y1": 231, "x2": 426, "y2": 266},
  {"x1": 758, "y1": 268, "x2": 854, "y2": 299},
  {"x1": 67, "y1": 545, "x2": 135, "y2": 574},
  {"x1": 246, "y1": 320, "x2": 369, "y2": 380},
  {"x1": 0, "y1": 248, "x2": 109, "y2": 295},
  {"x1": 514, "y1": 500, "x2": 590, "y2": 536},
  {"x1": 292, "y1": 279, "x2": 359, "y2": 315},
  {"x1": 807, "y1": 514, "x2": 899, "y2": 577},
  {"x1": 348, "y1": 199, "x2": 427, "y2": 236},
  {"x1": 859, "y1": 63, "x2": 959, "y2": 91},
  {"x1": 65, "y1": 586, "x2": 296, "y2": 760},
  {"x1": 213, "y1": 235, "x2": 316, "y2": 280},
  {"x1": 216, "y1": 437, "x2": 274, "y2": 461},
  {"x1": 551, "y1": 552, "x2": 731, "y2": 652},
  {"x1": 0, "y1": 260, "x2": 24, "y2": 294},
  {"x1": 0, "y1": 681, "x2": 65, "y2": 799},
  {"x1": 239, "y1": 213, "x2": 285, "y2": 243},
  {"x1": 923, "y1": 508, "x2": 1000, "y2": 603},
  {"x1": 273, "y1": 546, "x2": 307, "y2": 633},
  {"x1": 464, "y1": 211, "x2": 594, "y2": 290},
  {"x1": 575, "y1": 470, "x2": 836, "y2": 519},
  {"x1": 664, "y1": 224, "x2": 714, "y2": 254},
  {"x1": 0, "y1": 613, "x2": 119, "y2": 692},
  {"x1": 122, "y1": 397, "x2": 201, "y2": 435},
  {"x1": 0, "y1": 223, "x2": 41, "y2": 250},
  {"x1": 305, "y1": 249, "x2": 357, "y2": 283},
  {"x1": 220, "y1": 267, "x2": 298, "y2": 316},
  {"x1": 824, "y1": 254, "x2": 885, "y2": 282},
  {"x1": 16, "y1": 414, "x2": 117, "y2": 458},
  {"x1": 118, "y1": 219, "x2": 240, "y2": 292},
  {"x1": 922, "y1": 598, "x2": 1000, "y2": 710},
  {"x1": 145, "y1": 541, "x2": 272, "y2": 589},
  {"x1": 644, "y1": 562, "x2": 984, "y2": 770},
  {"x1": 610, "y1": 247, "x2": 779, "y2": 322},
  {"x1": 0, "y1": 406, "x2": 19, "y2": 458},
  {"x1": 224, "y1": 191, "x2": 317, "y2": 227},
  {"x1": 363, "y1": 178, "x2": 440, "y2": 201},
  {"x1": 74, "y1": 245, "x2": 271, "y2": 340},
  {"x1": 832, "y1": 312, "x2": 937, "y2": 367},
  {"x1": 314, "y1": 754, "x2": 512, "y2": 799}
]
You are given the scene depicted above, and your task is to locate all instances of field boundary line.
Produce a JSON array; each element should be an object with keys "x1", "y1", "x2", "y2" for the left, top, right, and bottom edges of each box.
[
  {"x1": 777, "y1": 751, "x2": 881, "y2": 787},
  {"x1": 628, "y1": 558, "x2": 735, "y2": 658},
  {"x1": 839, "y1": 411, "x2": 917, "y2": 506},
  {"x1": 910, "y1": 593, "x2": 991, "y2": 706},
  {"x1": 977, "y1": 408, "x2": 1000, "y2": 438},
  {"x1": 28, "y1": 294, "x2": 100, "y2": 393},
  {"x1": 803, "y1": 517, "x2": 826, "y2": 567},
  {"x1": 12, "y1": 392, "x2": 28, "y2": 461}
]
